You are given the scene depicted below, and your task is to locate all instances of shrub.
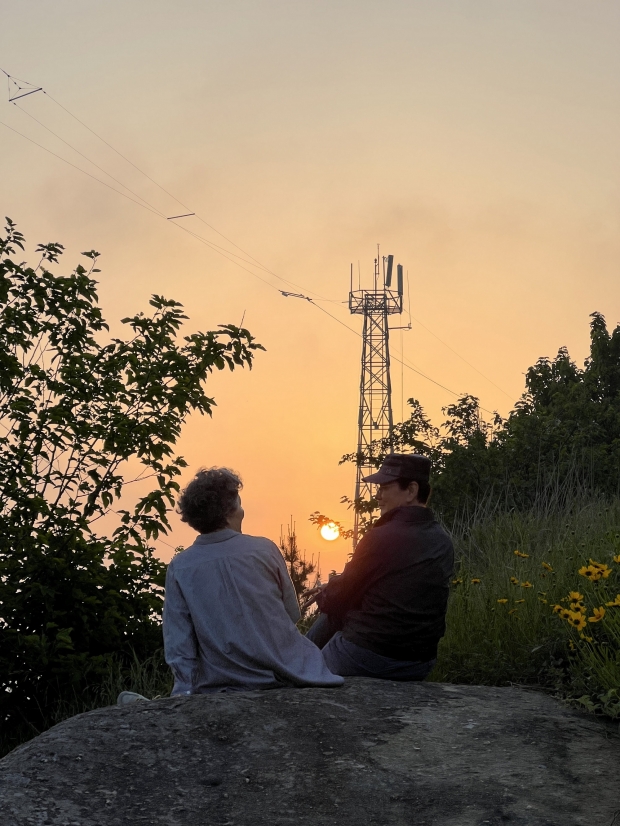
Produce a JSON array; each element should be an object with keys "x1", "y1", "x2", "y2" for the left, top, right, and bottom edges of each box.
[{"x1": 0, "y1": 219, "x2": 263, "y2": 754}]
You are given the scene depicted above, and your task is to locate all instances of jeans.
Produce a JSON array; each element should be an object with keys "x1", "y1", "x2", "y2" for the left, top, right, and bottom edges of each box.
[{"x1": 307, "y1": 613, "x2": 436, "y2": 681}]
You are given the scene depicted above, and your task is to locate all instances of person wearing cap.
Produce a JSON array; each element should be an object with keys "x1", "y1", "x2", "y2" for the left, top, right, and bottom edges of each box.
[{"x1": 304, "y1": 453, "x2": 454, "y2": 680}]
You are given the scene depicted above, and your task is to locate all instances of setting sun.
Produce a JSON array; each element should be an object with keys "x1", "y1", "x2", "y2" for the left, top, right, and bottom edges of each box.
[{"x1": 320, "y1": 522, "x2": 340, "y2": 542}]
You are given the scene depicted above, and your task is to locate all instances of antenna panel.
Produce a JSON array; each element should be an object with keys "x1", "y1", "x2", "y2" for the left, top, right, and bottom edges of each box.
[
  {"x1": 397, "y1": 264, "x2": 403, "y2": 296},
  {"x1": 385, "y1": 255, "x2": 394, "y2": 287}
]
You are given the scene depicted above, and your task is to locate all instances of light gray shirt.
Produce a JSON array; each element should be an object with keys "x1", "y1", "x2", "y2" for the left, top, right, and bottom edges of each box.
[{"x1": 163, "y1": 529, "x2": 344, "y2": 693}]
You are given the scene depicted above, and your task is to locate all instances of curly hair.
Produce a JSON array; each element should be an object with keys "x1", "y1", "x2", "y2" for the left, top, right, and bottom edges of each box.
[{"x1": 177, "y1": 467, "x2": 243, "y2": 534}]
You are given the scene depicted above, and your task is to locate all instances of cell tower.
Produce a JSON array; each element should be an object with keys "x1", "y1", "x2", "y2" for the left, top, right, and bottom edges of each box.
[{"x1": 349, "y1": 249, "x2": 405, "y2": 547}]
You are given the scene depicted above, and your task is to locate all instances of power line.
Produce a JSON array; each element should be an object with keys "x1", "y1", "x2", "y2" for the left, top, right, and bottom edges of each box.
[
  {"x1": 11, "y1": 96, "x2": 309, "y2": 278},
  {"x1": 0, "y1": 114, "x2": 501, "y2": 416},
  {"x1": 0, "y1": 67, "x2": 507, "y2": 414},
  {"x1": 0, "y1": 119, "x2": 164, "y2": 217},
  {"x1": 2, "y1": 66, "x2": 340, "y2": 300},
  {"x1": 0, "y1": 116, "x2": 304, "y2": 292},
  {"x1": 310, "y1": 301, "x2": 499, "y2": 416},
  {"x1": 409, "y1": 313, "x2": 513, "y2": 400},
  {"x1": 42, "y1": 87, "x2": 338, "y2": 301},
  {"x1": 12, "y1": 102, "x2": 168, "y2": 216}
]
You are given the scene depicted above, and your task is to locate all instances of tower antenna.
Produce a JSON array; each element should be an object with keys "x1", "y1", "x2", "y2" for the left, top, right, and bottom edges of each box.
[{"x1": 349, "y1": 248, "x2": 403, "y2": 547}]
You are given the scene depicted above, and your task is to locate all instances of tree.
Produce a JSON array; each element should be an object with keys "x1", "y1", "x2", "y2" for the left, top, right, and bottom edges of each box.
[
  {"x1": 0, "y1": 219, "x2": 263, "y2": 749},
  {"x1": 279, "y1": 521, "x2": 319, "y2": 618},
  {"x1": 318, "y1": 312, "x2": 620, "y2": 533}
]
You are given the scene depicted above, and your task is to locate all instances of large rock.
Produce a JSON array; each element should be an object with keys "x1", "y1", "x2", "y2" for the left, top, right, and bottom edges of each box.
[{"x1": 0, "y1": 679, "x2": 618, "y2": 825}]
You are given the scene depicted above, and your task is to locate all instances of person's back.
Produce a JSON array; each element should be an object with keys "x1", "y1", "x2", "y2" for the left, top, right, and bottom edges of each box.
[{"x1": 163, "y1": 467, "x2": 343, "y2": 694}]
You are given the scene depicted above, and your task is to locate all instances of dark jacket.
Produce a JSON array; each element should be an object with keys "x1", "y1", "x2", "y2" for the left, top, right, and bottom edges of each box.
[{"x1": 316, "y1": 506, "x2": 454, "y2": 662}]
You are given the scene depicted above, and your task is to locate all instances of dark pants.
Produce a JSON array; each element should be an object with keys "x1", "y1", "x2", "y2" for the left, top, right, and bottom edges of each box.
[{"x1": 306, "y1": 613, "x2": 436, "y2": 681}]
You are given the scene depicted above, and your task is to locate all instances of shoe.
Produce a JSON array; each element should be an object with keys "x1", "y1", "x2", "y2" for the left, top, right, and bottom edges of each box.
[{"x1": 117, "y1": 691, "x2": 149, "y2": 705}]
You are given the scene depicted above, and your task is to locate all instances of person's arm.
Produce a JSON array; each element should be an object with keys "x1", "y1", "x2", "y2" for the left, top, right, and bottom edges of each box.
[
  {"x1": 270, "y1": 543, "x2": 301, "y2": 623},
  {"x1": 315, "y1": 533, "x2": 385, "y2": 621},
  {"x1": 162, "y1": 564, "x2": 199, "y2": 695}
]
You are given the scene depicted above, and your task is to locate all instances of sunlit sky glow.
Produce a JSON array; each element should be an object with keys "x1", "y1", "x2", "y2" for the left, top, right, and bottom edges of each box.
[{"x1": 1, "y1": 1, "x2": 619, "y2": 574}]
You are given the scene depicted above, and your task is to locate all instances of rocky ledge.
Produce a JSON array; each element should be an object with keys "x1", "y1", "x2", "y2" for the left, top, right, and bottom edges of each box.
[{"x1": 1, "y1": 679, "x2": 618, "y2": 826}]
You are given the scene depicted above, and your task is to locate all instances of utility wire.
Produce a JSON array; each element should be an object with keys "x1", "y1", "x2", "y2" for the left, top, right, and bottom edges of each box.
[
  {"x1": 0, "y1": 116, "x2": 301, "y2": 292},
  {"x1": 13, "y1": 102, "x2": 169, "y2": 216},
  {"x1": 0, "y1": 119, "x2": 164, "y2": 217},
  {"x1": 310, "y1": 301, "x2": 498, "y2": 416},
  {"x1": 409, "y1": 313, "x2": 513, "y2": 400},
  {"x1": 0, "y1": 114, "x2": 500, "y2": 416},
  {"x1": 42, "y1": 88, "x2": 337, "y2": 301},
  {"x1": 1, "y1": 67, "x2": 506, "y2": 414},
  {"x1": 12, "y1": 98, "x2": 311, "y2": 277},
  {"x1": 2, "y1": 67, "x2": 338, "y2": 299}
]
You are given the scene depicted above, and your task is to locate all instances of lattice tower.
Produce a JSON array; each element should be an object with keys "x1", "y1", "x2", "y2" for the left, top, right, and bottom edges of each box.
[{"x1": 349, "y1": 253, "x2": 403, "y2": 547}]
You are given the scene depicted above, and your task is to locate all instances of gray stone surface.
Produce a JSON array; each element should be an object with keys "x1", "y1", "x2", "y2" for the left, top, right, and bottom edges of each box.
[{"x1": 0, "y1": 679, "x2": 618, "y2": 826}]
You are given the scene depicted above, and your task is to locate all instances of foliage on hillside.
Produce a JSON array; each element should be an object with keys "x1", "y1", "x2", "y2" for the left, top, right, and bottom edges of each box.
[{"x1": 340, "y1": 311, "x2": 620, "y2": 523}]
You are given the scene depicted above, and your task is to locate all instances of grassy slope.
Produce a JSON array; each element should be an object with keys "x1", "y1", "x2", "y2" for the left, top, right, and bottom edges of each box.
[{"x1": 430, "y1": 495, "x2": 620, "y2": 718}]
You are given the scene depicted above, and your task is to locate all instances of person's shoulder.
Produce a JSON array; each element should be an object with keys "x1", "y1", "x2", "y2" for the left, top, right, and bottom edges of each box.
[
  {"x1": 167, "y1": 540, "x2": 202, "y2": 566},
  {"x1": 424, "y1": 516, "x2": 453, "y2": 539},
  {"x1": 419, "y1": 519, "x2": 455, "y2": 555},
  {"x1": 169, "y1": 534, "x2": 280, "y2": 568},
  {"x1": 352, "y1": 528, "x2": 381, "y2": 555},
  {"x1": 229, "y1": 533, "x2": 281, "y2": 556},
  {"x1": 165, "y1": 544, "x2": 195, "y2": 578}
]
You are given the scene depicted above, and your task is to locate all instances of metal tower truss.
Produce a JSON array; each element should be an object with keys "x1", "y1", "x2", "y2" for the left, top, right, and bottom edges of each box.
[{"x1": 349, "y1": 253, "x2": 404, "y2": 546}]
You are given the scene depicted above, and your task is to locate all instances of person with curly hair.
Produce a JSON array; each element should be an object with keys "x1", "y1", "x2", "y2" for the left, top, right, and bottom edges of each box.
[{"x1": 162, "y1": 467, "x2": 343, "y2": 694}]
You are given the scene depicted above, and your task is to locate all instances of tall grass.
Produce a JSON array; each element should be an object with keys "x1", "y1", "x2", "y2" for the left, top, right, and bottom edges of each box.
[{"x1": 430, "y1": 489, "x2": 620, "y2": 718}]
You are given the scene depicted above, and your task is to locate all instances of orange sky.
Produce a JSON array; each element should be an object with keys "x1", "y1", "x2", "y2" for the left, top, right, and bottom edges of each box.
[{"x1": 1, "y1": 1, "x2": 619, "y2": 575}]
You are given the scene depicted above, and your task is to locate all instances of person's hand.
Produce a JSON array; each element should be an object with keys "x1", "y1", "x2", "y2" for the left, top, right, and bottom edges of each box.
[{"x1": 300, "y1": 583, "x2": 327, "y2": 612}]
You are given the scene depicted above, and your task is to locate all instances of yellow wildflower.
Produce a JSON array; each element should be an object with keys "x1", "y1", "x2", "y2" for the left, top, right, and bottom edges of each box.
[
  {"x1": 605, "y1": 594, "x2": 620, "y2": 607},
  {"x1": 497, "y1": 599, "x2": 508, "y2": 604},
  {"x1": 471, "y1": 578, "x2": 481, "y2": 584},
  {"x1": 588, "y1": 560, "x2": 612, "y2": 578},
  {"x1": 613, "y1": 555, "x2": 620, "y2": 564},
  {"x1": 514, "y1": 599, "x2": 525, "y2": 604},
  {"x1": 568, "y1": 639, "x2": 575, "y2": 651},
  {"x1": 580, "y1": 635, "x2": 593, "y2": 642},
  {"x1": 559, "y1": 608, "x2": 572, "y2": 621},
  {"x1": 521, "y1": 581, "x2": 533, "y2": 588},
  {"x1": 579, "y1": 565, "x2": 602, "y2": 581},
  {"x1": 514, "y1": 550, "x2": 529, "y2": 558},
  {"x1": 508, "y1": 609, "x2": 518, "y2": 615},
  {"x1": 588, "y1": 607, "x2": 605, "y2": 623},
  {"x1": 552, "y1": 604, "x2": 563, "y2": 614},
  {"x1": 542, "y1": 562, "x2": 553, "y2": 572},
  {"x1": 538, "y1": 598, "x2": 548, "y2": 604},
  {"x1": 569, "y1": 601, "x2": 585, "y2": 614},
  {"x1": 567, "y1": 613, "x2": 586, "y2": 631},
  {"x1": 510, "y1": 577, "x2": 519, "y2": 585},
  {"x1": 452, "y1": 578, "x2": 463, "y2": 585},
  {"x1": 568, "y1": 591, "x2": 583, "y2": 601}
]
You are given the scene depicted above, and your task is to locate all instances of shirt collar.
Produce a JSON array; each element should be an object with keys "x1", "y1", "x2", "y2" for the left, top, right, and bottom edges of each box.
[
  {"x1": 374, "y1": 505, "x2": 434, "y2": 527},
  {"x1": 193, "y1": 528, "x2": 240, "y2": 545}
]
